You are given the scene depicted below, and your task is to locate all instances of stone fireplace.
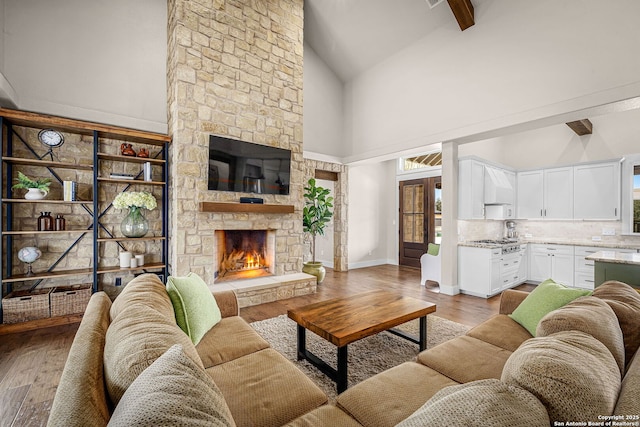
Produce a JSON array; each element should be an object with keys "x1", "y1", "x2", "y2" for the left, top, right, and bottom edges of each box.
[
  {"x1": 214, "y1": 229, "x2": 276, "y2": 282},
  {"x1": 166, "y1": 0, "x2": 319, "y2": 307}
]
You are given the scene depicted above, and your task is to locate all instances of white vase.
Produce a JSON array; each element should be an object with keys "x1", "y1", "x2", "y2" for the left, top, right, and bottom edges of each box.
[{"x1": 24, "y1": 188, "x2": 47, "y2": 200}]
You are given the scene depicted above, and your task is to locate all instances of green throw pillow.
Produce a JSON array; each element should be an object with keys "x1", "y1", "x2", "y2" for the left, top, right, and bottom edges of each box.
[
  {"x1": 509, "y1": 279, "x2": 591, "y2": 336},
  {"x1": 427, "y1": 243, "x2": 440, "y2": 256},
  {"x1": 166, "y1": 272, "x2": 222, "y2": 345}
]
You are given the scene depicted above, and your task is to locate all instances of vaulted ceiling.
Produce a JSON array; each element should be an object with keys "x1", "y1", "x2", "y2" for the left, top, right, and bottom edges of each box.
[{"x1": 304, "y1": 0, "x2": 470, "y2": 82}]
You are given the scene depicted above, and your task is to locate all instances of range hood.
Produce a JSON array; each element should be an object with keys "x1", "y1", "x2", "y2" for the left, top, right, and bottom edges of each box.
[{"x1": 484, "y1": 167, "x2": 512, "y2": 205}]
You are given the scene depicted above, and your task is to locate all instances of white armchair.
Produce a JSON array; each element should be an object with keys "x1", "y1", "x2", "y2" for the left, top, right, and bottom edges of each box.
[{"x1": 420, "y1": 244, "x2": 441, "y2": 287}]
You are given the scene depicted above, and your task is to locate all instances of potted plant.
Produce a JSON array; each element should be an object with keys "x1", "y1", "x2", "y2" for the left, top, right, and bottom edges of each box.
[
  {"x1": 302, "y1": 178, "x2": 333, "y2": 283},
  {"x1": 12, "y1": 171, "x2": 51, "y2": 200}
]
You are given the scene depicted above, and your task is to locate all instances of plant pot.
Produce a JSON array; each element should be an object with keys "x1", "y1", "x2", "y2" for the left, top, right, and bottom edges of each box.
[
  {"x1": 302, "y1": 261, "x2": 326, "y2": 284},
  {"x1": 24, "y1": 188, "x2": 47, "y2": 200}
]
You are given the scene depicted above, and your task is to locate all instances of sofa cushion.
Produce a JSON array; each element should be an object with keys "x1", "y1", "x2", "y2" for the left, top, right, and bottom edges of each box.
[
  {"x1": 466, "y1": 314, "x2": 532, "y2": 352},
  {"x1": 396, "y1": 379, "x2": 549, "y2": 427},
  {"x1": 336, "y1": 362, "x2": 458, "y2": 427},
  {"x1": 166, "y1": 272, "x2": 222, "y2": 345},
  {"x1": 108, "y1": 344, "x2": 235, "y2": 427},
  {"x1": 47, "y1": 292, "x2": 112, "y2": 427},
  {"x1": 509, "y1": 279, "x2": 591, "y2": 336},
  {"x1": 501, "y1": 331, "x2": 621, "y2": 424},
  {"x1": 206, "y1": 348, "x2": 327, "y2": 427},
  {"x1": 196, "y1": 316, "x2": 270, "y2": 368},
  {"x1": 110, "y1": 273, "x2": 174, "y2": 322},
  {"x1": 417, "y1": 335, "x2": 512, "y2": 383},
  {"x1": 285, "y1": 405, "x2": 362, "y2": 427},
  {"x1": 536, "y1": 296, "x2": 625, "y2": 374},
  {"x1": 615, "y1": 351, "x2": 640, "y2": 417},
  {"x1": 104, "y1": 303, "x2": 203, "y2": 406},
  {"x1": 593, "y1": 280, "x2": 640, "y2": 370}
]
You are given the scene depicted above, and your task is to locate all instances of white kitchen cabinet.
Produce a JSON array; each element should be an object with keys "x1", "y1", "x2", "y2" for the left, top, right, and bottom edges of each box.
[
  {"x1": 459, "y1": 245, "x2": 527, "y2": 298},
  {"x1": 516, "y1": 170, "x2": 544, "y2": 219},
  {"x1": 517, "y1": 168, "x2": 573, "y2": 219},
  {"x1": 528, "y1": 244, "x2": 574, "y2": 286},
  {"x1": 459, "y1": 159, "x2": 485, "y2": 220},
  {"x1": 573, "y1": 162, "x2": 620, "y2": 220},
  {"x1": 544, "y1": 167, "x2": 574, "y2": 219}
]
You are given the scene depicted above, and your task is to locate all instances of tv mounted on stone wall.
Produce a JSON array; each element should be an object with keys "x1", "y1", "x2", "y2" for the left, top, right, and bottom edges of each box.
[{"x1": 208, "y1": 135, "x2": 291, "y2": 195}]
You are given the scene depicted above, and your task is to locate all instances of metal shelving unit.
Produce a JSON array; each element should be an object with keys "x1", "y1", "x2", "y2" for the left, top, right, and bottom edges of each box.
[{"x1": 0, "y1": 108, "x2": 170, "y2": 325}]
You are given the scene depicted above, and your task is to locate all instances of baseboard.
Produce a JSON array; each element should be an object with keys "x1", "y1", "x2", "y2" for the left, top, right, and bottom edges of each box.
[
  {"x1": 439, "y1": 284, "x2": 460, "y2": 296},
  {"x1": 348, "y1": 259, "x2": 389, "y2": 270}
]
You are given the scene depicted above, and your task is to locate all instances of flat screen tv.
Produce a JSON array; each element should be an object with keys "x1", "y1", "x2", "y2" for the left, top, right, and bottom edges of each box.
[{"x1": 208, "y1": 135, "x2": 291, "y2": 195}]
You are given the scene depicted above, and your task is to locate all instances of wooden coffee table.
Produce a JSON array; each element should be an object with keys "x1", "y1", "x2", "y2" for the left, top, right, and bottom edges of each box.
[{"x1": 287, "y1": 290, "x2": 436, "y2": 393}]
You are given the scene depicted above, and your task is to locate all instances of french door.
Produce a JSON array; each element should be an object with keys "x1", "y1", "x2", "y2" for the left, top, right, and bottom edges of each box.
[{"x1": 399, "y1": 177, "x2": 441, "y2": 268}]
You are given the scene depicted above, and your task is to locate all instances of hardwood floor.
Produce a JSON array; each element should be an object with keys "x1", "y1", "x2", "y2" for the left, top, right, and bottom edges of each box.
[{"x1": 0, "y1": 264, "x2": 534, "y2": 426}]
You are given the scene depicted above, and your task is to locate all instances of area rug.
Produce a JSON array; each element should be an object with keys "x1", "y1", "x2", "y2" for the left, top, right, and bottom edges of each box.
[{"x1": 250, "y1": 314, "x2": 470, "y2": 400}]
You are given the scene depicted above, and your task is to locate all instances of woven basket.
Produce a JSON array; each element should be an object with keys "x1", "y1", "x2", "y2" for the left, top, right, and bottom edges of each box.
[
  {"x1": 50, "y1": 284, "x2": 91, "y2": 317},
  {"x1": 2, "y1": 288, "x2": 52, "y2": 324}
]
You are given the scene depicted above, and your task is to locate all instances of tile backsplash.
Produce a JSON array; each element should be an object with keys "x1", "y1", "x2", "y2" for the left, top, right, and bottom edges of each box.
[{"x1": 458, "y1": 220, "x2": 640, "y2": 246}]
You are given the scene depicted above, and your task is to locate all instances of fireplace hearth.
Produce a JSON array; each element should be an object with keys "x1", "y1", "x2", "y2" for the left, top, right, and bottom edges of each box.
[{"x1": 214, "y1": 229, "x2": 275, "y2": 282}]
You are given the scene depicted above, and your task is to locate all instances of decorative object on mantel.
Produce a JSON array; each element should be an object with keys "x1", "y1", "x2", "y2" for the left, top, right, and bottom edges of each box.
[
  {"x1": 120, "y1": 143, "x2": 136, "y2": 157},
  {"x1": 113, "y1": 191, "x2": 157, "y2": 238},
  {"x1": 12, "y1": 171, "x2": 51, "y2": 200},
  {"x1": 17, "y1": 246, "x2": 42, "y2": 276},
  {"x1": 302, "y1": 178, "x2": 334, "y2": 284}
]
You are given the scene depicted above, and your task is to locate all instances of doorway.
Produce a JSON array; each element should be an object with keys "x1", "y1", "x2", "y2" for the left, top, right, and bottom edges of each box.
[{"x1": 399, "y1": 177, "x2": 442, "y2": 268}]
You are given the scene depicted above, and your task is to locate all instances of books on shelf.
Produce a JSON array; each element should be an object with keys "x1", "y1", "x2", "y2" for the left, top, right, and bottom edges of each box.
[
  {"x1": 63, "y1": 181, "x2": 76, "y2": 201},
  {"x1": 109, "y1": 173, "x2": 135, "y2": 180}
]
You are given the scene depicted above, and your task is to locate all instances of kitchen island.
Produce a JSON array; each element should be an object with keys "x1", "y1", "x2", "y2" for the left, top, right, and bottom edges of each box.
[{"x1": 585, "y1": 251, "x2": 640, "y2": 290}]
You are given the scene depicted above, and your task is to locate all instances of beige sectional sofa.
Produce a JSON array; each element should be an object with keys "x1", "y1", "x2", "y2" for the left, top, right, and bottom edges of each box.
[
  {"x1": 47, "y1": 274, "x2": 327, "y2": 427},
  {"x1": 48, "y1": 274, "x2": 640, "y2": 426}
]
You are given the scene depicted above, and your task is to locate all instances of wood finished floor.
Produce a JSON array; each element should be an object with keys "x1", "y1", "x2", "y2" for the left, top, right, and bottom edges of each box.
[{"x1": 0, "y1": 264, "x2": 535, "y2": 426}]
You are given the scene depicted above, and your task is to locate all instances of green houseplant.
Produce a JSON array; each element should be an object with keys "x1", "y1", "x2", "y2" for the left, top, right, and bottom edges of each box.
[
  {"x1": 12, "y1": 171, "x2": 51, "y2": 199},
  {"x1": 302, "y1": 178, "x2": 333, "y2": 283}
]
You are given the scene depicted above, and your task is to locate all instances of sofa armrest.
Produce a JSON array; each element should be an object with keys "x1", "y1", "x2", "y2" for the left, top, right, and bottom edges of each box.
[
  {"x1": 499, "y1": 289, "x2": 530, "y2": 315},
  {"x1": 213, "y1": 290, "x2": 239, "y2": 318}
]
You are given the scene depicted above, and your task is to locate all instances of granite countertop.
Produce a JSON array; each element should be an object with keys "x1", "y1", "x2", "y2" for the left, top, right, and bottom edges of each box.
[
  {"x1": 459, "y1": 239, "x2": 640, "y2": 250},
  {"x1": 585, "y1": 251, "x2": 640, "y2": 266},
  {"x1": 458, "y1": 241, "x2": 521, "y2": 249},
  {"x1": 522, "y1": 239, "x2": 640, "y2": 250}
]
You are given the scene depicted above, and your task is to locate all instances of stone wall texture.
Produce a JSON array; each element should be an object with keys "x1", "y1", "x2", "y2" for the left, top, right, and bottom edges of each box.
[{"x1": 167, "y1": 0, "x2": 306, "y2": 283}]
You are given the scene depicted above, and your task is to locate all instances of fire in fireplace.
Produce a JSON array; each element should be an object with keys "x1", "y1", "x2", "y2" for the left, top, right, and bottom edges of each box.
[{"x1": 214, "y1": 230, "x2": 275, "y2": 282}]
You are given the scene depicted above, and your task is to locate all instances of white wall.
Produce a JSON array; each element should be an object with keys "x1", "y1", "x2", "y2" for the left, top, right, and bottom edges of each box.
[
  {"x1": 4, "y1": 0, "x2": 167, "y2": 132},
  {"x1": 348, "y1": 160, "x2": 396, "y2": 268},
  {"x1": 460, "y1": 108, "x2": 640, "y2": 170},
  {"x1": 343, "y1": 0, "x2": 640, "y2": 163},
  {"x1": 303, "y1": 42, "x2": 345, "y2": 157}
]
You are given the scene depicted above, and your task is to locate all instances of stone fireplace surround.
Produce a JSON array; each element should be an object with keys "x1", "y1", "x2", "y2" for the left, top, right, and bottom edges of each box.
[{"x1": 166, "y1": 0, "x2": 348, "y2": 307}]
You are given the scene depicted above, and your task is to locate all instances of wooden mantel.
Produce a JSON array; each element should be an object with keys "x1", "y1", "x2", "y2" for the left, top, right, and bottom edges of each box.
[{"x1": 199, "y1": 201, "x2": 295, "y2": 214}]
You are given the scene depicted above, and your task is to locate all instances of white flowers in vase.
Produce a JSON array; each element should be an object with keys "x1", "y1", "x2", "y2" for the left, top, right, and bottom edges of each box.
[{"x1": 112, "y1": 191, "x2": 157, "y2": 211}]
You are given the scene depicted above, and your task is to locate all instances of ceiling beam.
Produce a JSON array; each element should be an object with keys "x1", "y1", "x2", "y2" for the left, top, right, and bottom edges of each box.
[
  {"x1": 447, "y1": 0, "x2": 474, "y2": 31},
  {"x1": 566, "y1": 119, "x2": 593, "y2": 136}
]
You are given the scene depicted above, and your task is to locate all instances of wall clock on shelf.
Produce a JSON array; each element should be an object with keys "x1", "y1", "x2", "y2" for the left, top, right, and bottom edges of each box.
[{"x1": 37, "y1": 128, "x2": 64, "y2": 161}]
